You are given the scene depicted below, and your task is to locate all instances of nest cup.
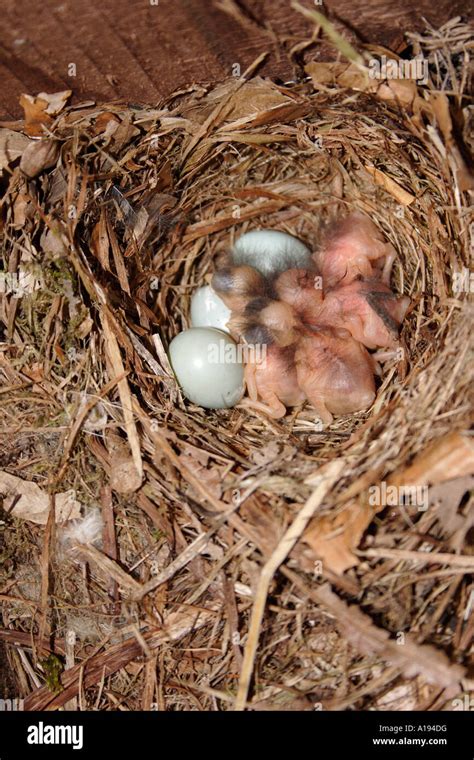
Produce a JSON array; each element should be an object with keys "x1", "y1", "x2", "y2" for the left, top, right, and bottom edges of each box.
[{"x1": 149, "y1": 78, "x2": 470, "y2": 458}]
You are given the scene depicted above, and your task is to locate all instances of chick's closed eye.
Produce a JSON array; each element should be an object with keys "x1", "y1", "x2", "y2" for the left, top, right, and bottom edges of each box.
[{"x1": 229, "y1": 295, "x2": 301, "y2": 347}]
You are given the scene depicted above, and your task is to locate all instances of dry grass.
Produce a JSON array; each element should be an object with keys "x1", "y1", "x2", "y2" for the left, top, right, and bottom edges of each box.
[{"x1": 0, "y1": 17, "x2": 473, "y2": 711}]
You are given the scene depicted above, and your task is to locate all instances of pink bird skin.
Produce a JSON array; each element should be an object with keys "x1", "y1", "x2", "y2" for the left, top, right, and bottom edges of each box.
[{"x1": 313, "y1": 212, "x2": 397, "y2": 288}]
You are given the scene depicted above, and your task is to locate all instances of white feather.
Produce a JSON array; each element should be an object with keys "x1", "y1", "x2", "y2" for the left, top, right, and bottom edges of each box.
[{"x1": 60, "y1": 509, "x2": 103, "y2": 550}]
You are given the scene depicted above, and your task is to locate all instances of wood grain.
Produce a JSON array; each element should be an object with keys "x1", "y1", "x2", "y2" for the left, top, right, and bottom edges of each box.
[{"x1": 0, "y1": 0, "x2": 469, "y2": 118}]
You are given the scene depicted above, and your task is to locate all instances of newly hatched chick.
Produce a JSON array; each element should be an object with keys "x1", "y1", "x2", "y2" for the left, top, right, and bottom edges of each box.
[
  {"x1": 243, "y1": 343, "x2": 306, "y2": 419},
  {"x1": 232, "y1": 297, "x2": 300, "y2": 347},
  {"x1": 275, "y1": 268, "x2": 323, "y2": 324},
  {"x1": 234, "y1": 297, "x2": 304, "y2": 418},
  {"x1": 306, "y1": 278, "x2": 410, "y2": 349},
  {"x1": 211, "y1": 265, "x2": 267, "y2": 313},
  {"x1": 233, "y1": 292, "x2": 378, "y2": 421},
  {"x1": 295, "y1": 327, "x2": 376, "y2": 424},
  {"x1": 314, "y1": 212, "x2": 397, "y2": 288},
  {"x1": 276, "y1": 268, "x2": 409, "y2": 348}
]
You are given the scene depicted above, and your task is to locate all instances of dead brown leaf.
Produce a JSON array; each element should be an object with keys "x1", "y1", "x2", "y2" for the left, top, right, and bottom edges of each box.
[
  {"x1": 19, "y1": 94, "x2": 53, "y2": 137},
  {"x1": 389, "y1": 432, "x2": 474, "y2": 488},
  {"x1": 303, "y1": 498, "x2": 380, "y2": 574},
  {"x1": 92, "y1": 111, "x2": 120, "y2": 136},
  {"x1": 305, "y1": 60, "x2": 418, "y2": 110},
  {"x1": 105, "y1": 430, "x2": 142, "y2": 495},
  {"x1": 36, "y1": 90, "x2": 71, "y2": 115},
  {"x1": 0, "y1": 472, "x2": 81, "y2": 525},
  {"x1": 109, "y1": 116, "x2": 141, "y2": 153},
  {"x1": 0, "y1": 128, "x2": 30, "y2": 171},
  {"x1": 19, "y1": 139, "x2": 59, "y2": 178},
  {"x1": 180, "y1": 444, "x2": 224, "y2": 500},
  {"x1": 40, "y1": 222, "x2": 68, "y2": 258},
  {"x1": 90, "y1": 209, "x2": 111, "y2": 271},
  {"x1": 183, "y1": 77, "x2": 292, "y2": 126},
  {"x1": 364, "y1": 165, "x2": 415, "y2": 205},
  {"x1": 429, "y1": 475, "x2": 474, "y2": 551}
]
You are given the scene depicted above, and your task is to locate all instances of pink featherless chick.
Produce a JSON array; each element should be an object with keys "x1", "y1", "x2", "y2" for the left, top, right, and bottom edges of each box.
[
  {"x1": 313, "y1": 212, "x2": 398, "y2": 288},
  {"x1": 309, "y1": 277, "x2": 410, "y2": 349},
  {"x1": 235, "y1": 297, "x2": 306, "y2": 419},
  {"x1": 243, "y1": 342, "x2": 306, "y2": 419},
  {"x1": 276, "y1": 268, "x2": 410, "y2": 349},
  {"x1": 294, "y1": 326, "x2": 377, "y2": 424}
]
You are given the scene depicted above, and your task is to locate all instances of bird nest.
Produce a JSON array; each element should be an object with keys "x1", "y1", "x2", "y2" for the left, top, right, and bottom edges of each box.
[{"x1": 0, "y1": 18, "x2": 473, "y2": 711}]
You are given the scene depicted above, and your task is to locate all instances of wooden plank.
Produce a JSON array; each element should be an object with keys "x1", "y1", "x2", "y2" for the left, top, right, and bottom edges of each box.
[{"x1": 0, "y1": 0, "x2": 469, "y2": 118}]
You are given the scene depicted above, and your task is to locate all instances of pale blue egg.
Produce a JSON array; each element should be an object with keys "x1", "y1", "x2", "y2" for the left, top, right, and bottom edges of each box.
[
  {"x1": 190, "y1": 285, "x2": 231, "y2": 333},
  {"x1": 169, "y1": 328, "x2": 244, "y2": 409},
  {"x1": 232, "y1": 229, "x2": 311, "y2": 276}
]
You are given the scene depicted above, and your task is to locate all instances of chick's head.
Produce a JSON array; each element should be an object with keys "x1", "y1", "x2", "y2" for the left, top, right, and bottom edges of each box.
[
  {"x1": 211, "y1": 265, "x2": 267, "y2": 312},
  {"x1": 314, "y1": 212, "x2": 396, "y2": 287},
  {"x1": 274, "y1": 268, "x2": 325, "y2": 330},
  {"x1": 235, "y1": 297, "x2": 301, "y2": 348}
]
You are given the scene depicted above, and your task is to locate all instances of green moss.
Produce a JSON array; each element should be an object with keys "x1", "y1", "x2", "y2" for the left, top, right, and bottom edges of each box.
[{"x1": 40, "y1": 654, "x2": 64, "y2": 694}]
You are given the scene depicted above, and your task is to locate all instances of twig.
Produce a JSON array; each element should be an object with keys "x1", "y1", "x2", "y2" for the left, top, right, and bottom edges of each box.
[
  {"x1": 362, "y1": 547, "x2": 474, "y2": 569},
  {"x1": 234, "y1": 459, "x2": 344, "y2": 710}
]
